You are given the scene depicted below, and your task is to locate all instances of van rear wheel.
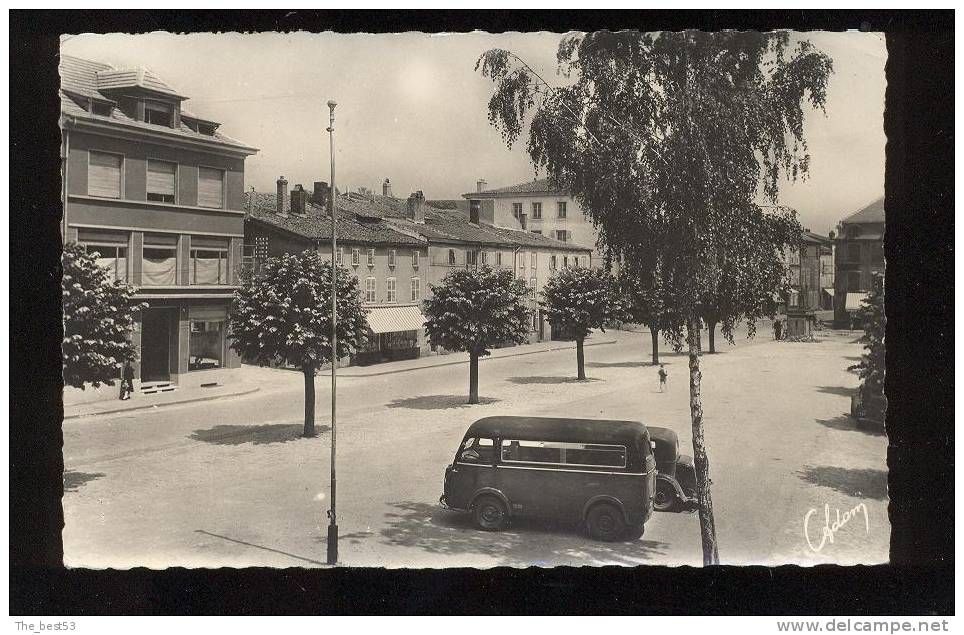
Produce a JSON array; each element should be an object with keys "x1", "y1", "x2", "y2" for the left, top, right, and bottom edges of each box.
[
  {"x1": 624, "y1": 524, "x2": 645, "y2": 541},
  {"x1": 586, "y1": 503, "x2": 626, "y2": 542},
  {"x1": 654, "y1": 479, "x2": 679, "y2": 512},
  {"x1": 473, "y1": 495, "x2": 508, "y2": 531}
]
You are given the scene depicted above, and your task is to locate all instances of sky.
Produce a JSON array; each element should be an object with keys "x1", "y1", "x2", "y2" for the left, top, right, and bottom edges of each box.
[{"x1": 61, "y1": 30, "x2": 886, "y2": 236}]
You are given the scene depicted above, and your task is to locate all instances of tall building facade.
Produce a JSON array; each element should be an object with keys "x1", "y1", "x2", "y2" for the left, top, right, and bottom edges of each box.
[
  {"x1": 833, "y1": 197, "x2": 885, "y2": 327},
  {"x1": 61, "y1": 55, "x2": 258, "y2": 396},
  {"x1": 463, "y1": 178, "x2": 604, "y2": 267}
]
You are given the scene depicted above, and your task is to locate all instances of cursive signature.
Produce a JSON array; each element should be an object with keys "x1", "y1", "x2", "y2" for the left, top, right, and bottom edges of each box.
[{"x1": 804, "y1": 503, "x2": 870, "y2": 553}]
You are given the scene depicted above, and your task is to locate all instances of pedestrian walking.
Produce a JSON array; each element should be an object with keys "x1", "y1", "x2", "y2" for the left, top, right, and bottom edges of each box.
[
  {"x1": 119, "y1": 362, "x2": 134, "y2": 401},
  {"x1": 773, "y1": 318, "x2": 783, "y2": 340},
  {"x1": 658, "y1": 364, "x2": 668, "y2": 392}
]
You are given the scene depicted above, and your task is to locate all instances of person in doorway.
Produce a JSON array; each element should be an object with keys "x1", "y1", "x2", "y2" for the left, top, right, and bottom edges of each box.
[
  {"x1": 658, "y1": 364, "x2": 668, "y2": 392},
  {"x1": 119, "y1": 362, "x2": 134, "y2": 401}
]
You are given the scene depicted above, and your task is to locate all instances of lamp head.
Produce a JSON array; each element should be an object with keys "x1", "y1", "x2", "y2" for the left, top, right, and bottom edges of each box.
[{"x1": 327, "y1": 100, "x2": 337, "y2": 111}]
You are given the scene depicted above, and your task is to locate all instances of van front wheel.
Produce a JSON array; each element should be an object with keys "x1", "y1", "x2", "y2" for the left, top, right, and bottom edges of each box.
[
  {"x1": 624, "y1": 524, "x2": 645, "y2": 541},
  {"x1": 473, "y1": 495, "x2": 508, "y2": 531},
  {"x1": 586, "y1": 503, "x2": 626, "y2": 542}
]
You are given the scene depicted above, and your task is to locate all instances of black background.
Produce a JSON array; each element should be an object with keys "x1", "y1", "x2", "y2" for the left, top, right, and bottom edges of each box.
[{"x1": 9, "y1": 10, "x2": 954, "y2": 614}]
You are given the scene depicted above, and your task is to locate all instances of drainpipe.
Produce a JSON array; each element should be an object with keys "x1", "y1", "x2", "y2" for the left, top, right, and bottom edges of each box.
[{"x1": 62, "y1": 122, "x2": 70, "y2": 241}]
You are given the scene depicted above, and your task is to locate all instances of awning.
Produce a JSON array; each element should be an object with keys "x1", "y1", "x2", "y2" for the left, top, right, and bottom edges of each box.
[
  {"x1": 845, "y1": 292, "x2": 868, "y2": 311},
  {"x1": 366, "y1": 305, "x2": 426, "y2": 334}
]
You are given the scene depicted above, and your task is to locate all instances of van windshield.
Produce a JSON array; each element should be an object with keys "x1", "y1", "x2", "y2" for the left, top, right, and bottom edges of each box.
[{"x1": 458, "y1": 437, "x2": 494, "y2": 464}]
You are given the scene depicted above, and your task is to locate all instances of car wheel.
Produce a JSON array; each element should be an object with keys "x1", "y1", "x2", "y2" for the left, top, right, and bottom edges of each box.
[
  {"x1": 473, "y1": 495, "x2": 508, "y2": 531},
  {"x1": 654, "y1": 479, "x2": 679, "y2": 512},
  {"x1": 586, "y1": 502, "x2": 626, "y2": 542},
  {"x1": 624, "y1": 524, "x2": 645, "y2": 541}
]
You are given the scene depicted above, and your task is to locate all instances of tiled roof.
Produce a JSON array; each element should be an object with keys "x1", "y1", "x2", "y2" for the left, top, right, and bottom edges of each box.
[
  {"x1": 841, "y1": 196, "x2": 885, "y2": 225},
  {"x1": 463, "y1": 177, "x2": 567, "y2": 198},
  {"x1": 244, "y1": 191, "x2": 424, "y2": 246},
  {"x1": 59, "y1": 54, "x2": 255, "y2": 153},
  {"x1": 95, "y1": 67, "x2": 186, "y2": 99},
  {"x1": 801, "y1": 230, "x2": 831, "y2": 245}
]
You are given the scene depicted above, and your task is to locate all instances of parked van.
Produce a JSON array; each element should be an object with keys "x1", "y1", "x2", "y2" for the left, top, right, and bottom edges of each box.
[{"x1": 440, "y1": 416, "x2": 657, "y2": 541}]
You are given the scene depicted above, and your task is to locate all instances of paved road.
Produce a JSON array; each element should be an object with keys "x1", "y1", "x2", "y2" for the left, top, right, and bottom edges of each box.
[{"x1": 62, "y1": 327, "x2": 889, "y2": 568}]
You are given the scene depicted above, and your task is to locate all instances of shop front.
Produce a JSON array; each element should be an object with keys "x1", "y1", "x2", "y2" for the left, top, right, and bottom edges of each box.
[{"x1": 355, "y1": 305, "x2": 426, "y2": 366}]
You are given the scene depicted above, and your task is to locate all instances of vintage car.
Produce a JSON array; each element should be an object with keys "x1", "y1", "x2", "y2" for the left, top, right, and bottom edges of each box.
[
  {"x1": 647, "y1": 426, "x2": 698, "y2": 512},
  {"x1": 440, "y1": 416, "x2": 657, "y2": 541}
]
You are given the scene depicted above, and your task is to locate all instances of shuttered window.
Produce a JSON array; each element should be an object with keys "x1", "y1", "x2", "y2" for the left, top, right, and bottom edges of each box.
[
  {"x1": 197, "y1": 167, "x2": 224, "y2": 209},
  {"x1": 88, "y1": 151, "x2": 122, "y2": 198},
  {"x1": 147, "y1": 160, "x2": 177, "y2": 203}
]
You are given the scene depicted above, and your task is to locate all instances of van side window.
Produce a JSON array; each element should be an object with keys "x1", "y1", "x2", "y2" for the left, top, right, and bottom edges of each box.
[
  {"x1": 501, "y1": 440, "x2": 562, "y2": 464},
  {"x1": 501, "y1": 440, "x2": 627, "y2": 468},
  {"x1": 458, "y1": 437, "x2": 494, "y2": 464}
]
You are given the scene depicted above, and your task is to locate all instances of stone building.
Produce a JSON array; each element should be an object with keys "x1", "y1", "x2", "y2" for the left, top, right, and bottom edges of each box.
[{"x1": 833, "y1": 197, "x2": 885, "y2": 328}]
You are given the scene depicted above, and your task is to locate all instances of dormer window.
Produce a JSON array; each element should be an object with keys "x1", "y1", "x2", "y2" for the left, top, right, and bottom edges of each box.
[
  {"x1": 91, "y1": 101, "x2": 112, "y2": 117},
  {"x1": 198, "y1": 123, "x2": 216, "y2": 136},
  {"x1": 144, "y1": 100, "x2": 174, "y2": 127}
]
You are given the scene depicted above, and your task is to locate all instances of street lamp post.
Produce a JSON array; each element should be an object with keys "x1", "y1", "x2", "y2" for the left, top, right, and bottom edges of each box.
[{"x1": 326, "y1": 99, "x2": 338, "y2": 565}]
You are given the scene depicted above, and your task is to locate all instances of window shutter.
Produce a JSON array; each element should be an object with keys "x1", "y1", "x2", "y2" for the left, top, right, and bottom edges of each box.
[
  {"x1": 147, "y1": 160, "x2": 177, "y2": 196},
  {"x1": 88, "y1": 151, "x2": 122, "y2": 198},
  {"x1": 198, "y1": 167, "x2": 224, "y2": 208}
]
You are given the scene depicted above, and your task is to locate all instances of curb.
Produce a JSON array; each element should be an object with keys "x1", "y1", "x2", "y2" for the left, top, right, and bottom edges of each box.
[
  {"x1": 320, "y1": 339, "x2": 618, "y2": 378},
  {"x1": 63, "y1": 386, "x2": 262, "y2": 420}
]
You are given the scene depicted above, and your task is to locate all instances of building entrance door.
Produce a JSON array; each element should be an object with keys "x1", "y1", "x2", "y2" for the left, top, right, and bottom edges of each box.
[{"x1": 141, "y1": 308, "x2": 173, "y2": 382}]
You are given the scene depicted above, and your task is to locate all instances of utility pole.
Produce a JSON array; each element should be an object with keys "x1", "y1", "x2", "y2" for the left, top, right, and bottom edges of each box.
[{"x1": 326, "y1": 99, "x2": 338, "y2": 565}]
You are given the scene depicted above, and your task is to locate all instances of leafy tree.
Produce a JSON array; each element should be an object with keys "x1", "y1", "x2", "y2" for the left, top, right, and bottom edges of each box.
[
  {"x1": 478, "y1": 30, "x2": 830, "y2": 564},
  {"x1": 230, "y1": 251, "x2": 368, "y2": 437},
  {"x1": 423, "y1": 266, "x2": 530, "y2": 404},
  {"x1": 541, "y1": 266, "x2": 625, "y2": 379},
  {"x1": 616, "y1": 252, "x2": 681, "y2": 364},
  {"x1": 62, "y1": 242, "x2": 144, "y2": 389},
  {"x1": 850, "y1": 272, "x2": 886, "y2": 423}
]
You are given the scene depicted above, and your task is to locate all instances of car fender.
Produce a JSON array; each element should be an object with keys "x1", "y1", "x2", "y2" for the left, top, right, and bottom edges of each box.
[
  {"x1": 469, "y1": 488, "x2": 512, "y2": 516},
  {"x1": 656, "y1": 472, "x2": 687, "y2": 499},
  {"x1": 582, "y1": 495, "x2": 631, "y2": 524}
]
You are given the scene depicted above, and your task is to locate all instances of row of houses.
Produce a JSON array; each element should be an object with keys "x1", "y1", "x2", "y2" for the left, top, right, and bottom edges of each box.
[{"x1": 60, "y1": 54, "x2": 594, "y2": 399}]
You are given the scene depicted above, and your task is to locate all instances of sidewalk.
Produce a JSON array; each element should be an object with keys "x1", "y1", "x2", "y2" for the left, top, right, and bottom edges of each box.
[
  {"x1": 63, "y1": 380, "x2": 261, "y2": 420},
  {"x1": 317, "y1": 336, "x2": 618, "y2": 377}
]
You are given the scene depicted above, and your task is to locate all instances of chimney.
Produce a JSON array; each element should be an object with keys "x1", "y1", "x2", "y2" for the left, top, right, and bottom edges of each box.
[
  {"x1": 312, "y1": 181, "x2": 330, "y2": 207},
  {"x1": 291, "y1": 184, "x2": 308, "y2": 216},
  {"x1": 407, "y1": 191, "x2": 426, "y2": 224},
  {"x1": 477, "y1": 179, "x2": 487, "y2": 193},
  {"x1": 382, "y1": 178, "x2": 392, "y2": 198},
  {"x1": 519, "y1": 212, "x2": 527, "y2": 230},
  {"x1": 276, "y1": 176, "x2": 288, "y2": 216},
  {"x1": 469, "y1": 199, "x2": 481, "y2": 225}
]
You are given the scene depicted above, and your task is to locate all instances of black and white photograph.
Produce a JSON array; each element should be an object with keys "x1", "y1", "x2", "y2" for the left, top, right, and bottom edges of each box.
[
  {"x1": 8, "y1": 9, "x2": 955, "y2": 619},
  {"x1": 56, "y1": 27, "x2": 891, "y2": 570}
]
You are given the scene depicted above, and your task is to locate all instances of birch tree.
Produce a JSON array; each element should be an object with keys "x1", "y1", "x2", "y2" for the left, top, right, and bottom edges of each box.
[{"x1": 477, "y1": 30, "x2": 831, "y2": 564}]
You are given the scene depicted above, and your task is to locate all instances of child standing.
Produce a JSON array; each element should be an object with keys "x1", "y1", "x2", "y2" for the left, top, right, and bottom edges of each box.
[{"x1": 658, "y1": 364, "x2": 668, "y2": 392}]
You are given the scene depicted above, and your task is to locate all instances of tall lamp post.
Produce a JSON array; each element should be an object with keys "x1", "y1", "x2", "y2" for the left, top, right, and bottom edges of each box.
[{"x1": 326, "y1": 99, "x2": 339, "y2": 565}]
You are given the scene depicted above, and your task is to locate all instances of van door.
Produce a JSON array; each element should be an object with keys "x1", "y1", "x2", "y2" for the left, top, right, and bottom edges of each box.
[{"x1": 495, "y1": 439, "x2": 568, "y2": 519}]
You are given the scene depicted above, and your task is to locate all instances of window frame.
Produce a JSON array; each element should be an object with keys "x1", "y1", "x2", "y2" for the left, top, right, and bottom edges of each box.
[
  {"x1": 388, "y1": 249, "x2": 396, "y2": 268},
  {"x1": 512, "y1": 202, "x2": 523, "y2": 219},
  {"x1": 557, "y1": 201, "x2": 567, "y2": 218},
  {"x1": 496, "y1": 252, "x2": 503, "y2": 266},
  {"x1": 531, "y1": 202, "x2": 542, "y2": 219},
  {"x1": 352, "y1": 248, "x2": 360, "y2": 266},
  {"x1": 189, "y1": 247, "x2": 229, "y2": 285},
  {"x1": 530, "y1": 252, "x2": 537, "y2": 269},
  {"x1": 365, "y1": 276, "x2": 377, "y2": 304},
  {"x1": 550, "y1": 254, "x2": 557, "y2": 270},
  {"x1": 82, "y1": 242, "x2": 129, "y2": 283},
  {"x1": 196, "y1": 165, "x2": 226, "y2": 210},
  {"x1": 367, "y1": 248, "x2": 376, "y2": 267},
  {"x1": 411, "y1": 277, "x2": 420, "y2": 302},
  {"x1": 412, "y1": 251, "x2": 419, "y2": 269},
  {"x1": 386, "y1": 277, "x2": 397, "y2": 303},
  {"x1": 499, "y1": 439, "x2": 628, "y2": 469},
  {"x1": 144, "y1": 99, "x2": 175, "y2": 128},
  {"x1": 87, "y1": 149, "x2": 124, "y2": 199},
  {"x1": 141, "y1": 244, "x2": 178, "y2": 287},
  {"x1": 146, "y1": 158, "x2": 178, "y2": 204},
  {"x1": 448, "y1": 249, "x2": 457, "y2": 265}
]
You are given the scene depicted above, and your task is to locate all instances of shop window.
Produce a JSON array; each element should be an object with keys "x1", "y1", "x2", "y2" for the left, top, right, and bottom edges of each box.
[
  {"x1": 191, "y1": 248, "x2": 228, "y2": 285},
  {"x1": 147, "y1": 159, "x2": 177, "y2": 203},
  {"x1": 387, "y1": 277, "x2": 397, "y2": 303},
  {"x1": 88, "y1": 151, "x2": 122, "y2": 198},
  {"x1": 84, "y1": 243, "x2": 128, "y2": 282},
  {"x1": 142, "y1": 245, "x2": 177, "y2": 286},
  {"x1": 365, "y1": 277, "x2": 377, "y2": 303},
  {"x1": 189, "y1": 320, "x2": 224, "y2": 371}
]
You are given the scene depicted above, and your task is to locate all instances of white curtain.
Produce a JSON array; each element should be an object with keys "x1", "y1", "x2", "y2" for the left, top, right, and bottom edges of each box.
[
  {"x1": 193, "y1": 254, "x2": 224, "y2": 284},
  {"x1": 143, "y1": 251, "x2": 177, "y2": 286}
]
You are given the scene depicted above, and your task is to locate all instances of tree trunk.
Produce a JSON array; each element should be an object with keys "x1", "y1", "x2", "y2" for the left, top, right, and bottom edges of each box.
[
  {"x1": 708, "y1": 320, "x2": 717, "y2": 353},
  {"x1": 650, "y1": 327, "x2": 660, "y2": 365},
  {"x1": 687, "y1": 316, "x2": 720, "y2": 565},
  {"x1": 303, "y1": 364, "x2": 316, "y2": 437},
  {"x1": 576, "y1": 337, "x2": 586, "y2": 380},
  {"x1": 468, "y1": 351, "x2": 479, "y2": 404}
]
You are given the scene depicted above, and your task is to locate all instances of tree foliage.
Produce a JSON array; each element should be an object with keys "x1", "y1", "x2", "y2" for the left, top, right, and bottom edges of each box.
[
  {"x1": 478, "y1": 30, "x2": 832, "y2": 564},
  {"x1": 230, "y1": 251, "x2": 368, "y2": 436},
  {"x1": 62, "y1": 242, "x2": 144, "y2": 389},
  {"x1": 541, "y1": 266, "x2": 625, "y2": 379},
  {"x1": 423, "y1": 266, "x2": 530, "y2": 403},
  {"x1": 850, "y1": 273, "x2": 886, "y2": 422}
]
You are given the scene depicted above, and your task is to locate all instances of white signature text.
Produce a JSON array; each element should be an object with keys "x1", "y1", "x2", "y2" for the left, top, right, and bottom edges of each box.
[{"x1": 804, "y1": 503, "x2": 870, "y2": 552}]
